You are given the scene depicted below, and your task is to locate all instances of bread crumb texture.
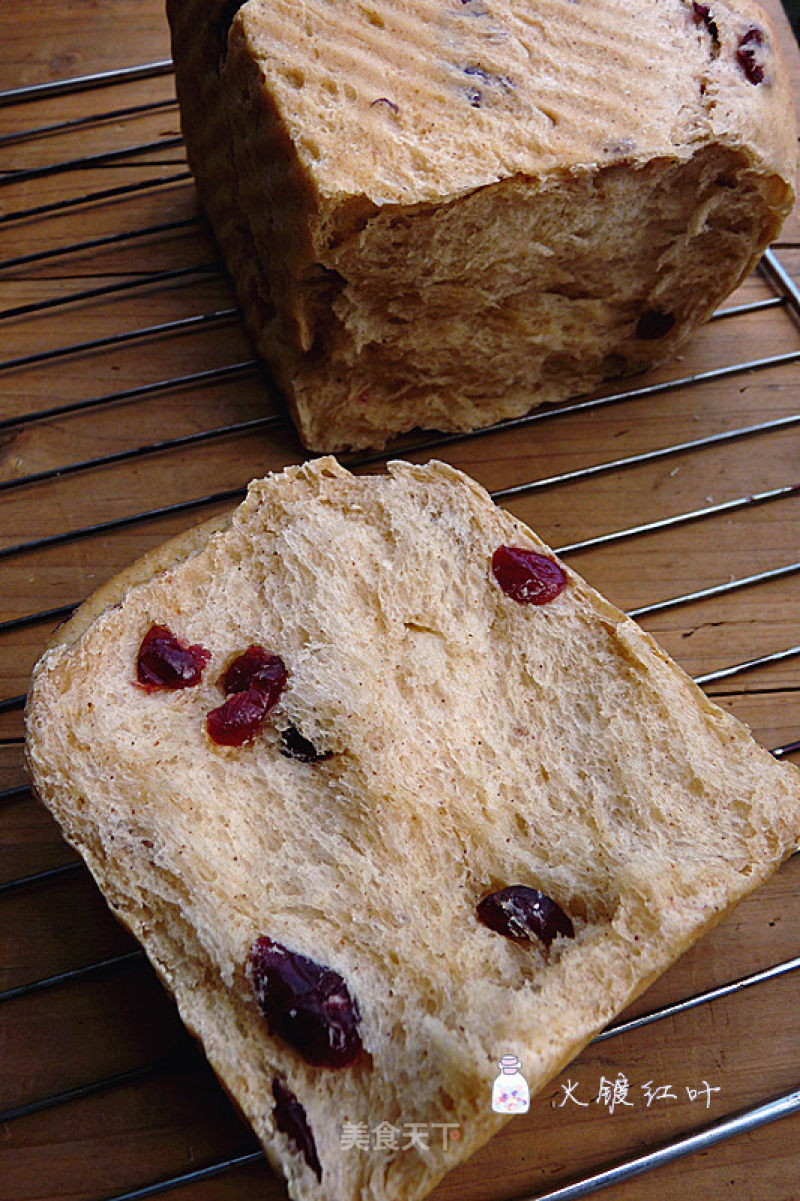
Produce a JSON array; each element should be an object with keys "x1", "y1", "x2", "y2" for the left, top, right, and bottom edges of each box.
[
  {"x1": 26, "y1": 458, "x2": 800, "y2": 1201},
  {"x1": 167, "y1": 0, "x2": 796, "y2": 449}
]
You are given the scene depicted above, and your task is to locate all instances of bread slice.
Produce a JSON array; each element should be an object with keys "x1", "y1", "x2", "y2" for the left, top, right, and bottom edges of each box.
[
  {"x1": 25, "y1": 457, "x2": 800, "y2": 1201},
  {"x1": 166, "y1": 0, "x2": 796, "y2": 451}
]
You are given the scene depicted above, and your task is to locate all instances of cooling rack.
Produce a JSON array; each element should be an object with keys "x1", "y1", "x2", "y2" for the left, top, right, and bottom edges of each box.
[{"x1": 1, "y1": 4, "x2": 799, "y2": 1199}]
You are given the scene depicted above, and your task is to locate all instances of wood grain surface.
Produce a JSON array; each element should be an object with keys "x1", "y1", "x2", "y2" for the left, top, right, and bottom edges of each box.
[{"x1": 1, "y1": 3, "x2": 799, "y2": 1200}]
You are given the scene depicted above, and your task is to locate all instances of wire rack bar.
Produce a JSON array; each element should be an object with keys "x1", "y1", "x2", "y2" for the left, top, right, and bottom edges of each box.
[
  {"x1": 521, "y1": 1086, "x2": 800, "y2": 1201},
  {"x1": 760, "y1": 248, "x2": 800, "y2": 312},
  {"x1": 693, "y1": 645, "x2": 800, "y2": 686},
  {"x1": 0, "y1": 99, "x2": 178, "y2": 148},
  {"x1": 556, "y1": 482, "x2": 799, "y2": 554},
  {"x1": 628, "y1": 562, "x2": 800, "y2": 619},
  {"x1": 0, "y1": 171, "x2": 193, "y2": 226},
  {"x1": 0, "y1": 262, "x2": 218, "y2": 322},
  {"x1": 694, "y1": 645, "x2": 800, "y2": 686},
  {"x1": 711, "y1": 297, "x2": 783, "y2": 320},
  {"x1": 0, "y1": 135, "x2": 184, "y2": 187},
  {"x1": 0, "y1": 308, "x2": 238, "y2": 376},
  {"x1": 773, "y1": 739, "x2": 800, "y2": 758},
  {"x1": 0, "y1": 412, "x2": 279, "y2": 495},
  {"x1": 0, "y1": 784, "x2": 30, "y2": 803},
  {"x1": 0, "y1": 360, "x2": 258, "y2": 434},
  {"x1": 0, "y1": 61, "x2": 174, "y2": 106},
  {"x1": 0, "y1": 487, "x2": 246, "y2": 562},
  {"x1": 0, "y1": 603, "x2": 76, "y2": 636},
  {"x1": 491, "y1": 413, "x2": 800, "y2": 501},
  {"x1": 0, "y1": 1062, "x2": 174, "y2": 1125},
  {"x1": 593, "y1": 957, "x2": 800, "y2": 1044},
  {"x1": 0, "y1": 860, "x2": 81, "y2": 896},
  {"x1": 0, "y1": 216, "x2": 199, "y2": 272},
  {"x1": 97, "y1": 1151, "x2": 265, "y2": 1201},
  {"x1": 0, "y1": 951, "x2": 145, "y2": 1005},
  {"x1": 0, "y1": 693, "x2": 26, "y2": 714}
]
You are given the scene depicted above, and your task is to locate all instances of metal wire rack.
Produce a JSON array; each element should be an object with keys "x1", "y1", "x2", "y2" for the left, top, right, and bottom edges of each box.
[{"x1": 1, "y1": 46, "x2": 799, "y2": 1201}]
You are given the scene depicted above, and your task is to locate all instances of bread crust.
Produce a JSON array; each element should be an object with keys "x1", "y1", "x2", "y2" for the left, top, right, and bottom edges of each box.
[{"x1": 26, "y1": 457, "x2": 800, "y2": 1201}]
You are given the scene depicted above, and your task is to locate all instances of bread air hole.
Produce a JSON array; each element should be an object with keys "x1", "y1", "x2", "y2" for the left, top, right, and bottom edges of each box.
[
  {"x1": 360, "y1": 6, "x2": 386, "y2": 28},
  {"x1": 282, "y1": 66, "x2": 306, "y2": 90},
  {"x1": 300, "y1": 137, "x2": 322, "y2": 162}
]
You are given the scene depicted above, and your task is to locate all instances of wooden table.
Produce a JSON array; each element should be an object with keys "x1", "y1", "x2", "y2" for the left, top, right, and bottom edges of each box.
[{"x1": 1, "y1": 3, "x2": 799, "y2": 1199}]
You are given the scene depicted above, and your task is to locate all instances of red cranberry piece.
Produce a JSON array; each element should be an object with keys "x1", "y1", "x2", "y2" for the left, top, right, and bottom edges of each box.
[
  {"x1": 636, "y1": 310, "x2": 676, "y2": 340},
  {"x1": 477, "y1": 886, "x2": 574, "y2": 948},
  {"x1": 221, "y1": 646, "x2": 288, "y2": 701},
  {"x1": 691, "y1": 4, "x2": 720, "y2": 51},
  {"x1": 491, "y1": 546, "x2": 568, "y2": 606},
  {"x1": 248, "y1": 936, "x2": 363, "y2": 1068},
  {"x1": 208, "y1": 647, "x2": 288, "y2": 745},
  {"x1": 136, "y1": 625, "x2": 210, "y2": 690},
  {"x1": 737, "y1": 28, "x2": 765, "y2": 84},
  {"x1": 207, "y1": 688, "x2": 272, "y2": 746},
  {"x1": 272, "y1": 1078, "x2": 322, "y2": 1181},
  {"x1": 280, "y1": 724, "x2": 332, "y2": 763}
]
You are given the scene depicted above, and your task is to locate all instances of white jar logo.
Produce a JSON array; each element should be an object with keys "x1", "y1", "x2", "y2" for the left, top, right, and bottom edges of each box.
[{"x1": 491, "y1": 1054, "x2": 530, "y2": 1114}]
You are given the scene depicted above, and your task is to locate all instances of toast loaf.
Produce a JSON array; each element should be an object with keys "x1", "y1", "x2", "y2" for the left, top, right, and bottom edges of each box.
[
  {"x1": 166, "y1": 0, "x2": 797, "y2": 450},
  {"x1": 25, "y1": 457, "x2": 800, "y2": 1200}
]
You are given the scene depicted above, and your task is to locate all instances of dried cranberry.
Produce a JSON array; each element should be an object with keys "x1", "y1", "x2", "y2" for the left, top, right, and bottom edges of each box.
[
  {"x1": 280, "y1": 724, "x2": 332, "y2": 763},
  {"x1": 737, "y1": 28, "x2": 765, "y2": 84},
  {"x1": 272, "y1": 1078, "x2": 322, "y2": 1181},
  {"x1": 206, "y1": 688, "x2": 273, "y2": 746},
  {"x1": 207, "y1": 647, "x2": 288, "y2": 745},
  {"x1": 136, "y1": 625, "x2": 210, "y2": 690},
  {"x1": 464, "y1": 65, "x2": 491, "y2": 82},
  {"x1": 477, "y1": 886, "x2": 574, "y2": 948},
  {"x1": 221, "y1": 646, "x2": 287, "y2": 702},
  {"x1": 636, "y1": 310, "x2": 676, "y2": 339},
  {"x1": 491, "y1": 546, "x2": 568, "y2": 605},
  {"x1": 691, "y1": 2, "x2": 720, "y2": 46},
  {"x1": 248, "y1": 936, "x2": 363, "y2": 1068}
]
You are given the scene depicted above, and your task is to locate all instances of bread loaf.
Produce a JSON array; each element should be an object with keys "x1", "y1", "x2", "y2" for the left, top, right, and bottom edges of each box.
[
  {"x1": 25, "y1": 457, "x2": 800, "y2": 1201},
  {"x1": 166, "y1": 0, "x2": 796, "y2": 451}
]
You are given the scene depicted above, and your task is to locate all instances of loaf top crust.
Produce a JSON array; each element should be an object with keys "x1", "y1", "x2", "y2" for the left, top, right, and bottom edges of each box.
[
  {"x1": 223, "y1": 0, "x2": 797, "y2": 207},
  {"x1": 26, "y1": 458, "x2": 800, "y2": 1201}
]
